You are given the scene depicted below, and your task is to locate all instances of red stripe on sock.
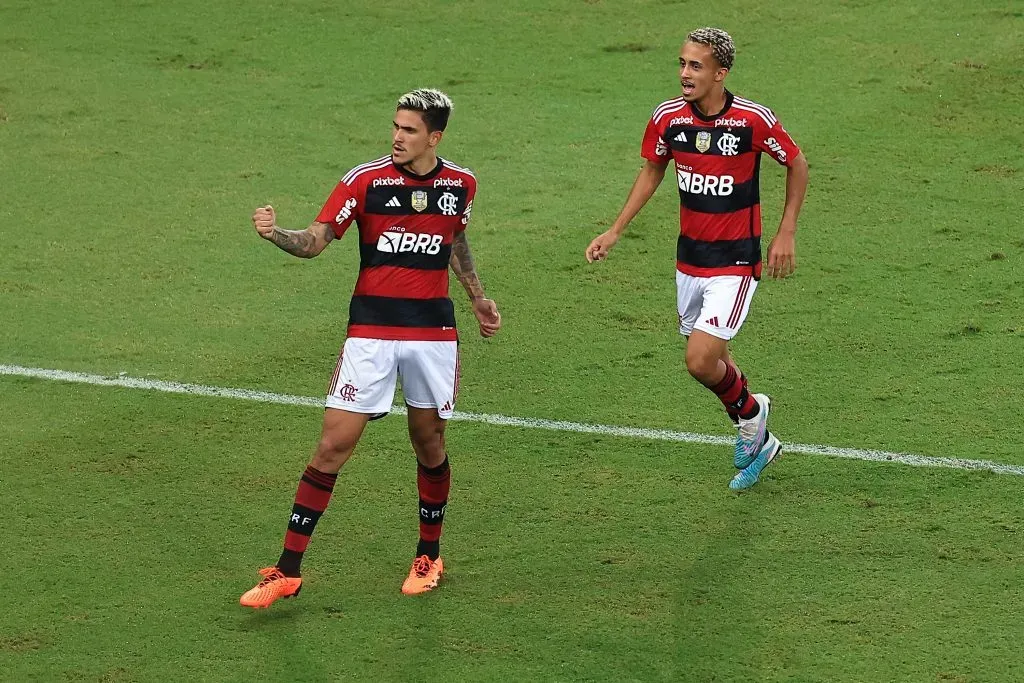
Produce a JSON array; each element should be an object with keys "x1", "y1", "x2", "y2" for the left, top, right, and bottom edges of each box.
[{"x1": 284, "y1": 530, "x2": 310, "y2": 552}]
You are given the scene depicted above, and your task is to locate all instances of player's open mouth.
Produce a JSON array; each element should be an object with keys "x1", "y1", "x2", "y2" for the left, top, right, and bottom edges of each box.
[
  {"x1": 681, "y1": 82, "x2": 695, "y2": 95},
  {"x1": 393, "y1": 145, "x2": 405, "y2": 154}
]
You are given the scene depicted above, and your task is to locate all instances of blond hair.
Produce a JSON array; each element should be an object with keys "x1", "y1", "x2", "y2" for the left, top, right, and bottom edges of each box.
[{"x1": 686, "y1": 27, "x2": 735, "y2": 70}]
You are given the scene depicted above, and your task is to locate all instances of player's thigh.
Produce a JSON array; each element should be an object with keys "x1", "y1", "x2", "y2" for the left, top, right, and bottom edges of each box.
[
  {"x1": 325, "y1": 337, "x2": 400, "y2": 416},
  {"x1": 676, "y1": 271, "x2": 708, "y2": 336},
  {"x1": 691, "y1": 275, "x2": 758, "y2": 341},
  {"x1": 397, "y1": 340, "x2": 458, "y2": 420}
]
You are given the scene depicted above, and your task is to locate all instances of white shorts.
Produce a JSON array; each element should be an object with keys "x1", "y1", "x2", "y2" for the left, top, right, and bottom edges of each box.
[
  {"x1": 325, "y1": 337, "x2": 459, "y2": 419},
  {"x1": 676, "y1": 271, "x2": 758, "y2": 341}
]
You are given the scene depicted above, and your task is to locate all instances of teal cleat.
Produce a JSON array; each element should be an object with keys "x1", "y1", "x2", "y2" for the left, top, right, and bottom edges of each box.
[
  {"x1": 730, "y1": 431, "x2": 782, "y2": 491},
  {"x1": 734, "y1": 394, "x2": 771, "y2": 469}
]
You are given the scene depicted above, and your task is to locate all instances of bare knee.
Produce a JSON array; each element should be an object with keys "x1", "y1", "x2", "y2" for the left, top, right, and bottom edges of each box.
[
  {"x1": 685, "y1": 347, "x2": 720, "y2": 384},
  {"x1": 310, "y1": 430, "x2": 359, "y2": 473},
  {"x1": 410, "y1": 430, "x2": 445, "y2": 468}
]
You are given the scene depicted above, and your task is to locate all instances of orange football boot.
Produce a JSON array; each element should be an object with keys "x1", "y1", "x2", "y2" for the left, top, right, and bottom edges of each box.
[
  {"x1": 401, "y1": 555, "x2": 444, "y2": 595},
  {"x1": 239, "y1": 567, "x2": 302, "y2": 608}
]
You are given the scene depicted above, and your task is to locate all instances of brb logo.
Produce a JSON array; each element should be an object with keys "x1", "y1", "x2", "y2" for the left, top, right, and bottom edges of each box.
[
  {"x1": 677, "y1": 170, "x2": 734, "y2": 196},
  {"x1": 334, "y1": 197, "x2": 357, "y2": 223},
  {"x1": 377, "y1": 227, "x2": 444, "y2": 255}
]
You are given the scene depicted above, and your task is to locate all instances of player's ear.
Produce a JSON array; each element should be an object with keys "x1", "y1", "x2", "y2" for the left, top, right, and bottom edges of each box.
[
  {"x1": 715, "y1": 67, "x2": 729, "y2": 83},
  {"x1": 428, "y1": 130, "x2": 444, "y2": 148}
]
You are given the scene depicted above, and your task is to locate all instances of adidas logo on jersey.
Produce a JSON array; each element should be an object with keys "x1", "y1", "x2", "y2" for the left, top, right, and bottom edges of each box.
[
  {"x1": 674, "y1": 131, "x2": 688, "y2": 142},
  {"x1": 377, "y1": 230, "x2": 443, "y2": 255},
  {"x1": 385, "y1": 196, "x2": 401, "y2": 208}
]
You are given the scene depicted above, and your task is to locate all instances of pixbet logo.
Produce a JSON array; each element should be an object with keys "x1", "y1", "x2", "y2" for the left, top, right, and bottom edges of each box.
[
  {"x1": 372, "y1": 176, "x2": 405, "y2": 187},
  {"x1": 334, "y1": 197, "x2": 357, "y2": 223},
  {"x1": 714, "y1": 117, "x2": 748, "y2": 128},
  {"x1": 377, "y1": 229, "x2": 444, "y2": 254},
  {"x1": 670, "y1": 115, "x2": 694, "y2": 126},
  {"x1": 676, "y1": 170, "x2": 735, "y2": 196},
  {"x1": 434, "y1": 177, "x2": 464, "y2": 188}
]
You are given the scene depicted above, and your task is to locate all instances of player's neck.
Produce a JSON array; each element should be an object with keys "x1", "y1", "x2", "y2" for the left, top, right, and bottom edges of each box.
[
  {"x1": 402, "y1": 152, "x2": 439, "y2": 177},
  {"x1": 693, "y1": 88, "x2": 728, "y2": 119}
]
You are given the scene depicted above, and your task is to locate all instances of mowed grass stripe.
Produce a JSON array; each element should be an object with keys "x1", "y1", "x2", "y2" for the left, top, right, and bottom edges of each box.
[{"x1": 4, "y1": 363, "x2": 1022, "y2": 477}]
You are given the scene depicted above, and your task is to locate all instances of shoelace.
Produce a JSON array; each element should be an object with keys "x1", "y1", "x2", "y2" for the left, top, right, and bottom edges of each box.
[
  {"x1": 738, "y1": 422, "x2": 758, "y2": 441},
  {"x1": 257, "y1": 568, "x2": 285, "y2": 587},
  {"x1": 412, "y1": 556, "x2": 433, "y2": 577}
]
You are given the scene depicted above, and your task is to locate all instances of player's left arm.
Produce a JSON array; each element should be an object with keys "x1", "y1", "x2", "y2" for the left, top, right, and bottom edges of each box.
[
  {"x1": 767, "y1": 151, "x2": 808, "y2": 279},
  {"x1": 755, "y1": 117, "x2": 808, "y2": 279},
  {"x1": 450, "y1": 231, "x2": 501, "y2": 338}
]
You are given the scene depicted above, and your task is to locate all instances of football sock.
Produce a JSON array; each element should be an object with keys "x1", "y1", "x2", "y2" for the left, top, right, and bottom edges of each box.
[
  {"x1": 725, "y1": 369, "x2": 749, "y2": 424},
  {"x1": 711, "y1": 364, "x2": 759, "y2": 421},
  {"x1": 416, "y1": 456, "x2": 450, "y2": 561},
  {"x1": 277, "y1": 466, "x2": 338, "y2": 577}
]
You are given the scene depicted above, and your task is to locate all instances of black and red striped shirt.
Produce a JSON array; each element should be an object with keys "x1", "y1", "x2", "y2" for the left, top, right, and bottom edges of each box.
[
  {"x1": 641, "y1": 90, "x2": 800, "y2": 278},
  {"x1": 316, "y1": 156, "x2": 476, "y2": 341}
]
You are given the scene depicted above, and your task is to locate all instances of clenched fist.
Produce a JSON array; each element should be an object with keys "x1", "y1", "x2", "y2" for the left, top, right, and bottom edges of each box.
[
  {"x1": 586, "y1": 229, "x2": 620, "y2": 263},
  {"x1": 252, "y1": 205, "x2": 277, "y2": 239}
]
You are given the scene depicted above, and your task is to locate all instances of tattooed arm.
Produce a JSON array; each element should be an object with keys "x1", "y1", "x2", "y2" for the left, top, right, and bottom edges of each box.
[
  {"x1": 266, "y1": 222, "x2": 335, "y2": 258},
  {"x1": 449, "y1": 231, "x2": 502, "y2": 337},
  {"x1": 449, "y1": 230, "x2": 486, "y2": 299},
  {"x1": 252, "y1": 205, "x2": 335, "y2": 258}
]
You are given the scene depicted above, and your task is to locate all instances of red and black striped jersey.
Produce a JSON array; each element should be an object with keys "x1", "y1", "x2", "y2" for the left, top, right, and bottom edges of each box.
[
  {"x1": 641, "y1": 90, "x2": 800, "y2": 279},
  {"x1": 316, "y1": 156, "x2": 476, "y2": 341}
]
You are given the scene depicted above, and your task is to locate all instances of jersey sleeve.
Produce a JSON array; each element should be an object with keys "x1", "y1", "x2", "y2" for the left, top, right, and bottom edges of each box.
[
  {"x1": 753, "y1": 114, "x2": 801, "y2": 167},
  {"x1": 457, "y1": 178, "x2": 476, "y2": 233},
  {"x1": 315, "y1": 179, "x2": 360, "y2": 237},
  {"x1": 640, "y1": 117, "x2": 671, "y2": 164}
]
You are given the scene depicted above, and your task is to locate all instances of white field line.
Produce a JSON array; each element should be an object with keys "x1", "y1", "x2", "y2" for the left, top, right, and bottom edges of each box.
[{"x1": 3, "y1": 363, "x2": 1022, "y2": 477}]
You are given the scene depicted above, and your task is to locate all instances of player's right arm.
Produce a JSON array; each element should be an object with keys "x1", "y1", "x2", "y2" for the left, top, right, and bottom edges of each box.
[
  {"x1": 252, "y1": 205, "x2": 335, "y2": 258},
  {"x1": 586, "y1": 113, "x2": 671, "y2": 263},
  {"x1": 585, "y1": 159, "x2": 668, "y2": 262}
]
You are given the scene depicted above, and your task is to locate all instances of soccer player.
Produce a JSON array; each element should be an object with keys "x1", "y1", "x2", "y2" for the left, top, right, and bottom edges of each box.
[
  {"x1": 585, "y1": 28, "x2": 808, "y2": 490},
  {"x1": 240, "y1": 89, "x2": 501, "y2": 608}
]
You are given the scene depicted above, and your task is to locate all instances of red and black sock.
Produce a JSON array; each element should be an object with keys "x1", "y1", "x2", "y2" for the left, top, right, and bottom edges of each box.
[
  {"x1": 276, "y1": 466, "x2": 338, "y2": 577},
  {"x1": 416, "y1": 456, "x2": 450, "y2": 561},
  {"x1": 725, "y1": 369, "x2": 749, "y2": 424},
  {"x1": 711, "y1": 364, "x2": 759, "y2": 421}
]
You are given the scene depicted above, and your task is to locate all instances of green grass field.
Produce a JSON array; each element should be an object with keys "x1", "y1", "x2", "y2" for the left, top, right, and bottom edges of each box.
[{"x1": 2, "y1": 0, "x2": 1022, "y2": 680}]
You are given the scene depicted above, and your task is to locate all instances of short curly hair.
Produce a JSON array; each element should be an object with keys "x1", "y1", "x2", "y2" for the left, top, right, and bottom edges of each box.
[{"x1": 686, "y1": 27, "x2": 735, "y2": 70}]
